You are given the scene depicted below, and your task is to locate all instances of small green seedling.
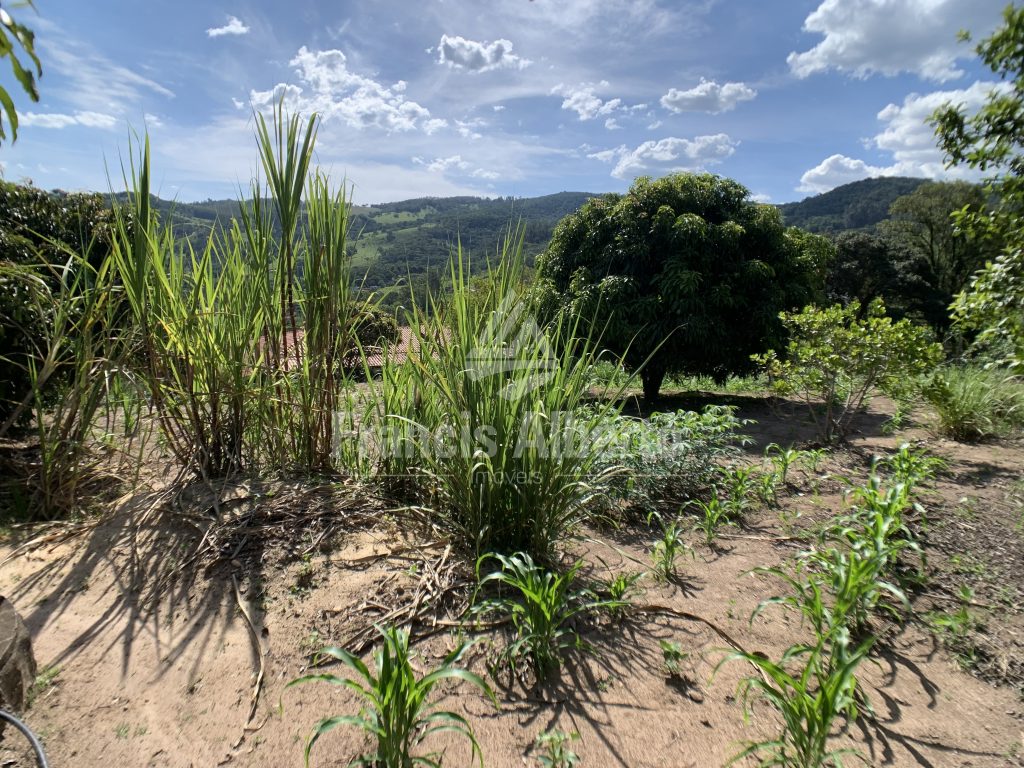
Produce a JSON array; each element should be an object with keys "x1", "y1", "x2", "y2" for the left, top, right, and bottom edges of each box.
[
  {"x1": 648, "y1": 511, "x2": 693, "y2": 581},
  {"x1": 659, "y1": 639, "x2": 689, "y2": 677},
  {"x1": 535, "y1": 729, "x2": 581, "y2": 768},
  {"x1": 690, "y1": 497, "x2": 734, "y2": 547}
]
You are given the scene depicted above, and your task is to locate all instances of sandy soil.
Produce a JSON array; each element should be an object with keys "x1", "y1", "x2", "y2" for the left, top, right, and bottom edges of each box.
[{"x1": 0, "y1": 396, "x2": 1022, "y2": 767}]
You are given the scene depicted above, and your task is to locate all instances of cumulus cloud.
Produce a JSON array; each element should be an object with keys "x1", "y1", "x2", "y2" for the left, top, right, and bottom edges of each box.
[
  {"x1": 413, "y1": 154, "x2": 499, "y2": 180},
  {"x1": 788, "y1": 0, "x2": 1004, "y2": 82},
  {"x1": 437, "y1": 34, "x2": 530, "y2": 72},
  {"x1": 552, "y1": 81, "x2": 638, "y2": 126},
  {"x1": 660, "y1": 79, "x2": 757, "y2": 114},
  {"x1": 250, "y1": 46, "x2": 440, "y2": 133},
  {"x1": 455, "y1": 118, "x2": 486, "y2": 139},
  {"x1": 798, "y1": 80, "x2": 1010, "y2": 193},
  {"x1": 414, "y1": 154, "x2": 470, "y2": 173},
  {"x1": 21, "y1": 110, "x2": 117, "y2": 129},
  {"x1": 207, "y1": 16, "x2": 250, "y2": 38},
  {"x1": 589, "y1": 134, "x2": 738, "y2": 179},
  {"x1": 798, "y1": 154, "x2": 891, "y2": 194}
]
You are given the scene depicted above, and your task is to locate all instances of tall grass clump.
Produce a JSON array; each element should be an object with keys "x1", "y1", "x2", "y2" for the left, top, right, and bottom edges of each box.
[
  {"x1": 368, "y1": 235, "x2": 621, "y2": 560},
  {"x1": 922, "y1": 365, "x2": 1024, "y2": 441},
  {"x1": 0, "y1": 250, "x2": 122, "y2": 517},
  {"x1": 111, "y1": 106, "x2": 363, "y2": 478}
]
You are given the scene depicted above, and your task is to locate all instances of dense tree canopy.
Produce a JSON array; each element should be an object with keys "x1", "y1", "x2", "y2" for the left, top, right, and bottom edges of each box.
[
  {"x1": 534, "y1": 173, "x2": 826, "y2": 400},
  {"x1": 881, "y1": 181, "x2": 997, "y2": 336},
  {"x1": 933, "y1": 4, "x2": 1024, "y2": 369}
]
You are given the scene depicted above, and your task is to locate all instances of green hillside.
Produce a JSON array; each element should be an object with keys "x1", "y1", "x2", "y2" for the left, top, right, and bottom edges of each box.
[{"x1": 778, "y1": 177, "x2": 928, "y2": 233}]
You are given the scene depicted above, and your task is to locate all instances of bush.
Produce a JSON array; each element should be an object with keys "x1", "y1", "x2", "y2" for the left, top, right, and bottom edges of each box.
[
  {"x1": 922, "y1": 366, "x2": 1024, "y2": 441},
  {"x1": 592, "y1": 405, "x2": 750, "y2": 515},
  {"x1": 755, "y1": 299, "x2": 942, "y2": 443}
]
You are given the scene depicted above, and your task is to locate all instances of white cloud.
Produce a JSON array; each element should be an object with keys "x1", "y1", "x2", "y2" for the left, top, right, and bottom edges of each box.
[
  {"x1": 604, "y1": 118, "x2": 622, "y2": 130},
  {"x1": 20, "y1": 110, "x2": 117, "y2": 129},
  {"x1": 455, "y1": 118, "x2": 485, "y2": 139},
  {"x1": 143, "y1": 113, "x2": 163, "y2": 129},
  {"x1": 492, "y1": 105, "x2": 505, "y2": 112},
  {"x1": 551, "y1": 82, "x2": 624, "y2": 121},
  {"x1": 40, "y1": 31, "x2": 174, "y2": 116},
  {"x1": 661, "y1": 79, "x2": 757, "y2": 114},
  {"x1": 414, "y1": 154, "x2": 470, "y2": 173},
  {"x1": 752, "y1": 192, "x2": 773, "y2": 203},
  {"x1": 437, "y1": 34, "x2": 530, "y2": 72},
  {"x1": 798, "y1": 80, "x2": 1010, "y2": 193},
  {"x1": 250, "y1": 47, "x2": 440, "y2": 134},
  {"x1": 788, "y1": 0, "x2": 1005, "y2": 82},
  {"x1": 589, "y1": 134, "x2": 738, "y2": 179},
  {"x1": 798, "y1": 154, "x2": 891, "y2": 194},
  {"x1": 207, "y1": 16, "x2": 250, "y2": 38},
  {"x1": 472, "y1": 168, "x2": 500, "y2": 180}
]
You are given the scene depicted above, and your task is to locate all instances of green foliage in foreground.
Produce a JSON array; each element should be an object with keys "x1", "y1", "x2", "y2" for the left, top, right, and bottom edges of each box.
[
  {"x1": 756, "y1": 299, "x2": 942, "y2": 443},
  {"x1": 0, "y1": 1, "x2": 41, "y2": 144},
  {"x1": 535, "y1": 172, "x2": 826, "y2": 401},
  {"x1": 933, "y1": 4, "x2": 1024, "y2": 370},
  {"x1": 922, "y1": 366, "x2": 1024, "y2": 441},
  {"x1": 722, "y1": 629, "x2": 873, "y2": 768},
  {"x1": 288, "y1": 625, "x2": 495, "y2": 768}
]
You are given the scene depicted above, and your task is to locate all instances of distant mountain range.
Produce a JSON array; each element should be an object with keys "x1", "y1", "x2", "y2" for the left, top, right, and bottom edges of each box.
[{"x1": 143, "y1": 176, "x2": 927, "y2": 286}]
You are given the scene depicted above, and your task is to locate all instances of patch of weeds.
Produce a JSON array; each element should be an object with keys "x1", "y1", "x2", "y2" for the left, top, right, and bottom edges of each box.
[
  {"x1": 300, "y1": 629, "x2": 323, "y2": 655},
  {"x1": 29, "y1": 665, "x2": 61, "y2": 704},
  {"x1": 927, "y1": 587, "x2": 985, "y2": 671},
  {"x1": 535, "y1": 729, "x2": 581, "y2": 768},
  {"x1": 290, "y1": 556, "x2": 317, "y2": 597},
  {"x1": 949, "y1": 553, "x2": 987, "y2": 579},
  {"x1": 114, "y1": 723, "x2": 131, "y2": 740}
]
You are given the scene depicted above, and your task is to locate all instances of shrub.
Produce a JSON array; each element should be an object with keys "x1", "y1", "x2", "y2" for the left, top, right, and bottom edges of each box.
[
  {"x1": 288, "y1": 625, "x2": 494, "y2": 768},
  {"x1": 922, "y1": 366, "x2": 1024, "y2": 441},
  {"x1": 755, "y1": 299, "x2": 942, "y2": 443},
  {"x1": 592, "y1": 405, "x2": 750, "y2": 515}
]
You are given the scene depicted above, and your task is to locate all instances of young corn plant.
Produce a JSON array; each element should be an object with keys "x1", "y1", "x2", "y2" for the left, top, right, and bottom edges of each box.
[
  {"x1": 720, "y1": 631, "x2": 873, "y2": 768},
  {"x1": 877, "y1": 443, "x2": 945, "y2": 494},
  {"x1": 689, "y1": 497, "x2": 734, "y2": 547},
  {"x1": 728, "y1": 569, "x2": 875, "y2": 767},
  {"x1": 287, "y1": 625, "x2": 495, "y2": 768},
  {"x1": 718, "y1": 464, "x2": 758, "y2": 518},
  {"x1": 472, "y1": 552, "x2": 619, "y2": 682},
  {"x1": 602, "y1": 571, "x2": 643, "y2": 620},
  {"x1": 766, "y1": 443, "x2": 803, "y2": 486},
  {"x1": 648, "y1": 510, "x2": 693, "y2": 582}
]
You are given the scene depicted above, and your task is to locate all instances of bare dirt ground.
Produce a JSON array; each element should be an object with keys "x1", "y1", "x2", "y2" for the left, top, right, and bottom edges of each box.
[{"x1": 0, "y1": 395, "x2": 1022, "y2": 767}]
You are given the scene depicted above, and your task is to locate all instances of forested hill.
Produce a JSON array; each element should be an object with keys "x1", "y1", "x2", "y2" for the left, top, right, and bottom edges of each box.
[
  {"x1": 778, "y1": 177, "x2": 928, "y2": 233},
  {"x1": 128, "y1": 190, "x2": 595, "y2": 286},
  {"x1": 118, "y1": 178, "x2": 932, "y2": 286}
]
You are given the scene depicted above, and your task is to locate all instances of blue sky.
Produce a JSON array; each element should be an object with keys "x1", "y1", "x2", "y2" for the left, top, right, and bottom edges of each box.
[{"x1": 0, "y1": 0, "x2": 1010, "y2": 204}]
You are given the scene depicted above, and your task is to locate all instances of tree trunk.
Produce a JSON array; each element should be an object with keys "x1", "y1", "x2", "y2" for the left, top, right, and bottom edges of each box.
[{"x1": 641, "y1": 365, "x2": 665, "y2": 404}]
